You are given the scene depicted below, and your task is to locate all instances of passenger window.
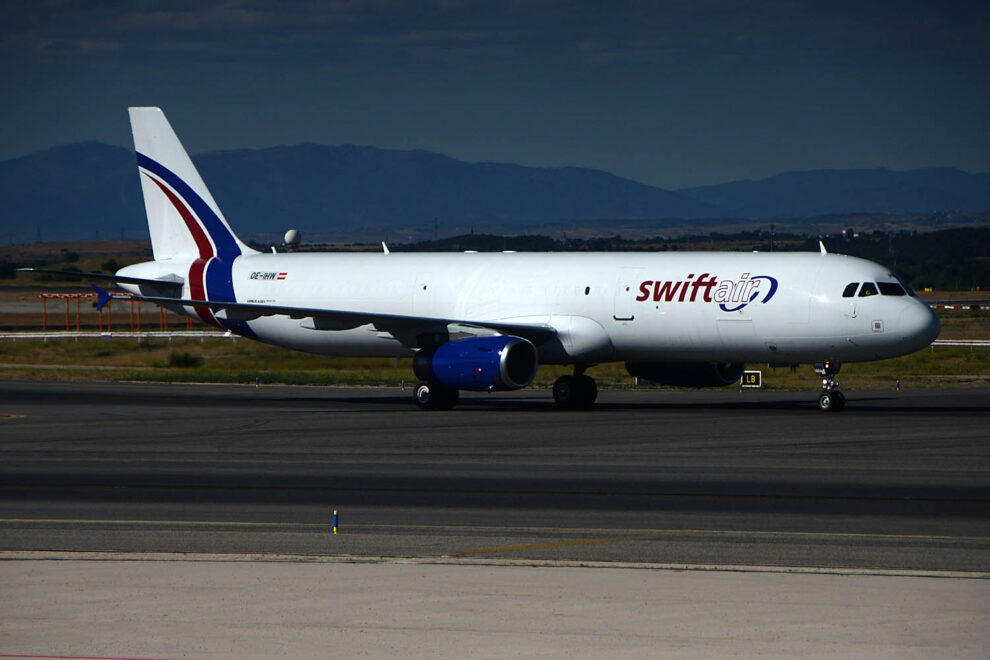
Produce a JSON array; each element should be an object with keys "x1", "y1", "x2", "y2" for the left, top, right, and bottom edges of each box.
[
  {"x1": 877, "y1": 282, "x2": 906, "y2": 296},
  {"x1": 858, "y1": 282, "x2": 878, "y2": 297},
  {"x1": 842, "y1": 283, "x2": 859, "y2": 298}
]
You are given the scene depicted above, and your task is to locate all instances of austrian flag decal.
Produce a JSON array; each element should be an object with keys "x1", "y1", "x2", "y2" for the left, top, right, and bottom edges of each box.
[{"x1": 249, "y1": 271, "x2": 288, "y2": 281}]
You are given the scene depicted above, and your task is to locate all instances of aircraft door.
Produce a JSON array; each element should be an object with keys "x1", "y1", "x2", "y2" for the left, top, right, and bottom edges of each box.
[
  {"x1": 842, "y1": 282, "x2": 859, "y2": 320},
  {"x1": 613, "y1": 268, "x2": 644, "y2": 322}
]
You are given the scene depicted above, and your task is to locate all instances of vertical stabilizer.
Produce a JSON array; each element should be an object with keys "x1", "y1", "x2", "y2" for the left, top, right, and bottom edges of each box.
[{"x1": 128, "y1": 107, "x2": 256, "y2": 261}]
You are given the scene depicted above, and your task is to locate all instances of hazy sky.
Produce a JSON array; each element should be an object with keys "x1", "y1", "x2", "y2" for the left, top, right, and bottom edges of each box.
[{"x1": 2, "y1": 0, "x2": 988, "y2": 188}]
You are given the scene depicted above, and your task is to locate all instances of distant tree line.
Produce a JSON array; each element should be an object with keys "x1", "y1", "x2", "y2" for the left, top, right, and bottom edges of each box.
[
  {"x1": 5, "y1": 227, "x2": 988, "y2": 290},
  {"x1": 392, "y1": 227, "x2": 990, "y2": 291},
  {"x1": 808, "y1": 228, "x2": 989, "y2": 291}
]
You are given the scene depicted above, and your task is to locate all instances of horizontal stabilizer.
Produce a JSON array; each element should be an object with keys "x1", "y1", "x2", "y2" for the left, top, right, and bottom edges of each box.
[
  {"x1": 17, "y1": 268, "x2": 184, "y2": 289},
  {"x1": 91, "y1": 285, "x2": 113, "y2": 311}
]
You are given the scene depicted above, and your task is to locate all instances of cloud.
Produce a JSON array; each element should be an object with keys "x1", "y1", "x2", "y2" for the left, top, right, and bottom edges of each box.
[
  {"x1": 4, "y1": 0, "x2": 987, "y2": 72},
  {"x1": 2, "y1": 0, "x2": 987, "y2": 187}
]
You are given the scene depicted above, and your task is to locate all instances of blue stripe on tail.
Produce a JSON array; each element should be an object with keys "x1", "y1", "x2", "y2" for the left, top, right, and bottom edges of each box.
[
  {"x1": 137, "y1": 153, "x2": 257, "y2": 339},
  {"x1": 137, "y1": 153, "x2": 241, "y2": 262}
]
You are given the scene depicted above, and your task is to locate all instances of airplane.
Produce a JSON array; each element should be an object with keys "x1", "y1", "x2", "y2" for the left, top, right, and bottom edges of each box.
[{"x1": 22, "y1": 107, "x2": 942, "y2": 412}]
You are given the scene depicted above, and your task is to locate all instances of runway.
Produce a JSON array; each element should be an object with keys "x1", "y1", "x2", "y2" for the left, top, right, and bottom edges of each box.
[{"x1": 1, "y1": 380, "x2": 988, "y2": 571}]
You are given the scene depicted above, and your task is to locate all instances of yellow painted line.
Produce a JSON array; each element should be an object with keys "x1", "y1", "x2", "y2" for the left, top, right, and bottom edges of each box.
[
  {"x1": 2, "y1": 519, "x2": 988, "y2": 544},
  {"x1": 456, "y1": 531, "x2": 689, "y2": 556},
  {"x1": 0, "y1": 518, "x2": 325, "y2": 529},
  {"x1": 347, "y1": 523, "x2": 990, "y2": 543},
  {"x1": 0, "y1": 413, "x2": 24, "y2": 421},
  {"x1": 452, "y1": 528, "x2": 990, "y2": 556}
]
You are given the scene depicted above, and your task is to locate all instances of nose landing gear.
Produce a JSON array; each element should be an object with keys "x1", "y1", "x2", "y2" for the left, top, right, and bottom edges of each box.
[{"x1": 814, "y1": 361, "x2": 845, "y2": 412}]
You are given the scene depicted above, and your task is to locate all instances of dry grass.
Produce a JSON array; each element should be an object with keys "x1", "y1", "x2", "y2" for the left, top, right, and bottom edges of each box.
[
  {"x1": 0, "y1": 333, "x2": 986, "y2": 391},
  {"x1": 2, "y1": 254, "x2": 987, "y2": 390}
]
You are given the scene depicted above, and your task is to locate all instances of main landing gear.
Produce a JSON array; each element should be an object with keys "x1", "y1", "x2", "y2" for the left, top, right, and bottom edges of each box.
[
  {"x1": 814, "y1": 361, "x2": 845, "y2": 412},
  {"x1": 552, "y1": 365, "x2": 598, "y2": 410},
  {"x1": 414, "y1": 381, "x2": 459, "y2": 410}
]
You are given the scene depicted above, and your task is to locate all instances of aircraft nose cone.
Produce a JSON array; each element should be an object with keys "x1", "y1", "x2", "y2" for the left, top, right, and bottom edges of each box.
[{"x1": 899, "y1": 302, "x2": 941, "y2": 349}]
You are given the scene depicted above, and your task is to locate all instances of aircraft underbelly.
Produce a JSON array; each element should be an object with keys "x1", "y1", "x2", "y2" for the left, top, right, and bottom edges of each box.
[{"x1": 248, "y1": 317, "x2": 412, "y2": 357}]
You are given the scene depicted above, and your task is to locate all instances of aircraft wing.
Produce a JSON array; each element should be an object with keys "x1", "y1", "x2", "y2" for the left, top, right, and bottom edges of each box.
[{"x1": 94, "y1": 287, "x2": 558, "y2": 346}]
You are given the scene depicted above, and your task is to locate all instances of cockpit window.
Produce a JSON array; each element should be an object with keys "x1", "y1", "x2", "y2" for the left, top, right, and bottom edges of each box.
[
  {"x1": 878, "y1": 282, "x2": 906, "y2": 296},
  {"x1": 893, "y1": 273, "x2": 916, "y2": 297},
  {"x1": 858, "y1": 282, "x2": 878, "y2": 297},
  {"x1": 842, "y1": 283, "x2": 859, "y2": 298}
]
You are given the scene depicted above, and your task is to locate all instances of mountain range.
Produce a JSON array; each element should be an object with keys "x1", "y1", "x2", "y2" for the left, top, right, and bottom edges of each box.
[{"x1": 1, "y1": 142, "x2": 988, "y2": 244}]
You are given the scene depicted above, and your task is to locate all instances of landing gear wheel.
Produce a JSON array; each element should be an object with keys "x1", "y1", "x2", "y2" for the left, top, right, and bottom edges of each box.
[
  {"x1": 818, "y1": 389, "x2": 845, "y2": 412},
  {"x1": 552, "y1": 374, "x2": 598, "y2": 409},
  {"x1": 552, "y1": 376, "x2": 574, "y2": 408},
  {"x1": 814, "y1": 361, "x2": 845, "y2": 412},
  {"x1": 414, "y1": 382, "x2": 459, "y2": 410},
  {"x1": 574, "y1": 374, "x2": 598, "y2": 408}
]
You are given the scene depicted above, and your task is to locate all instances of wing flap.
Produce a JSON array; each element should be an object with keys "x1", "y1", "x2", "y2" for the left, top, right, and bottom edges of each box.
[{"x1": 98, "y1": 288, "x2": 557, "y2": 346}]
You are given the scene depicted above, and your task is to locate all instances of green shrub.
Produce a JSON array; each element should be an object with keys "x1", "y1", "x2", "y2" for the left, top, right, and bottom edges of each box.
[{"x1": 167, "y1": 351, "x2": 203, "y2": 368}]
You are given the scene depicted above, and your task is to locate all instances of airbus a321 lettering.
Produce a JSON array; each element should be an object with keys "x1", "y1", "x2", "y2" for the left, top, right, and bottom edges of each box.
[{"x1": 25, "y1": 108, "x2": 941, "y2": 411}]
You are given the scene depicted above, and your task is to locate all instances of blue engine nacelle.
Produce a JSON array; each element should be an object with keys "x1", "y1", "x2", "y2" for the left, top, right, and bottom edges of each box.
[{"x1": 413, "y1": 336, "x2": 538, "y2": 391}]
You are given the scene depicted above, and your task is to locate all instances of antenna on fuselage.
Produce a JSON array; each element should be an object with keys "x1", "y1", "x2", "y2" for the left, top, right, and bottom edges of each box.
[{"x1": 819, "y1": 240, "x2": 828, "y2": 256}]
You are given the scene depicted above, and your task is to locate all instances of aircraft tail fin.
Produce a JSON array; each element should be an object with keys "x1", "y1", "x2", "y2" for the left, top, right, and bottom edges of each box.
[{"x1": 128, "y1": 107, "x2": 257, "y2": 261}]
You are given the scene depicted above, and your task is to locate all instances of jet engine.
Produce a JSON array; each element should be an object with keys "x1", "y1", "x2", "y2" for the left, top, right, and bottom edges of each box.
[
  {"x1": 625, "y1": 361, "x2": 746, "y2": 387},
  {"x1": 414, "y1": 336, "x2": 538, "y2": 391}
]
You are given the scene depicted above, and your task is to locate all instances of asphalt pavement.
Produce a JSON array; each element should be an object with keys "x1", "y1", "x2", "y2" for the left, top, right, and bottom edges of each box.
[{"x1": 1, "y1": 380, "x2": 988, "y2": 571}]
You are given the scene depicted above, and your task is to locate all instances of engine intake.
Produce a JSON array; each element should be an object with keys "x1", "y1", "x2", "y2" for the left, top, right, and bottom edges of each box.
[
  {"x1": 626, "y1": 361, "x2": 745, "y2": 388},
  {"x1": 414, "y1": 336, "x2": 538, "y2": 391}
]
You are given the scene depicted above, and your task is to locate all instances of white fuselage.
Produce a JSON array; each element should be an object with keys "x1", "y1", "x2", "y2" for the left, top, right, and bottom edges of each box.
[{"x1": 123, "y1": 250, "x2": 941, "y2": 366}]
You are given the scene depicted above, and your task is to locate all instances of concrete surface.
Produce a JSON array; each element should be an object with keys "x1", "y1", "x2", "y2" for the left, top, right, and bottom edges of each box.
[{"x1": 1, "y1": 554, "x2": 988, "y2": 659}]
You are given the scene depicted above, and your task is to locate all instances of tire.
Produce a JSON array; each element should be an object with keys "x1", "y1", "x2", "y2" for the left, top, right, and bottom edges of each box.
[
  {"x1": 414, "y1": 382, "x2": 434, "y2": 409},
  {"x1": 440, "y1": 385, "x2": 460, "y2": 409},
  {"x1": 552, "y1": 376, "x2": 574, "y2": 408},
  {"x1": 574, "y1": 374, "x2": 598, "y2": 409},
  {"x1": 818, "y1": 390, "x2": 845, "y2": 412},
  {"x1": 415, "y1": 382, "x2": 459, "y2": 410},
  {"x1": 553, "y1": 375, "x2": 598, "y2": 409}
]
